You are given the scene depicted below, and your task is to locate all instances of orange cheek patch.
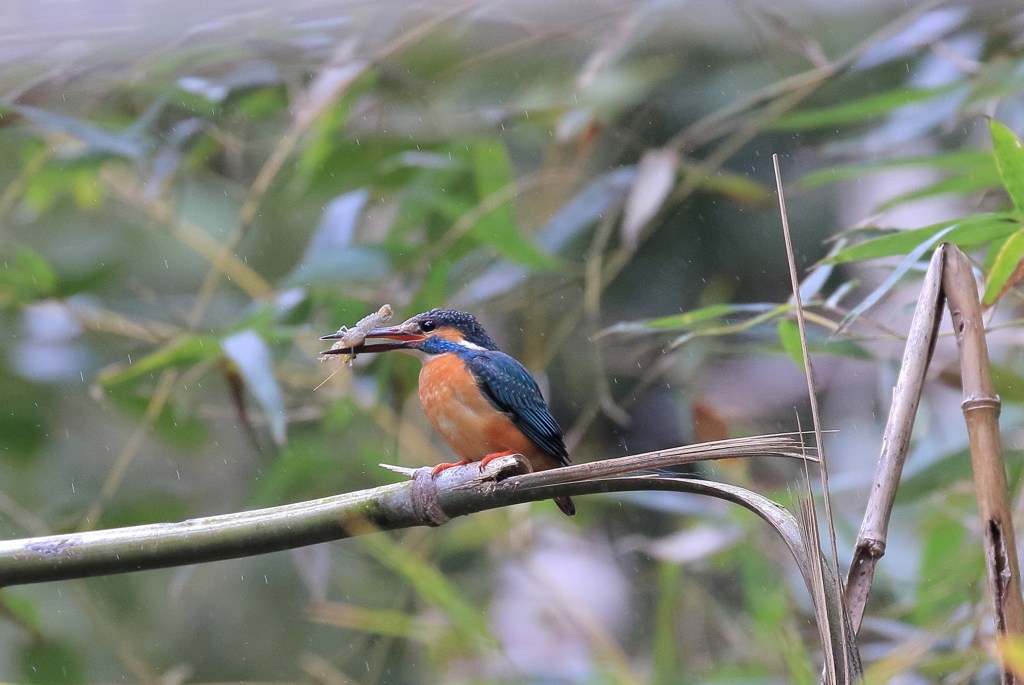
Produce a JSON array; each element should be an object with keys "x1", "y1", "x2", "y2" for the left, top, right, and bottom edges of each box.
[{"x1": 434, "y1": 329, "x2": 465, "y2": 343}]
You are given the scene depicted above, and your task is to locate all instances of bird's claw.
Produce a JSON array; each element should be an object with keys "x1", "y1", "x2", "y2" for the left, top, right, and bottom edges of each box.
[
  {"x1": 430, "y1": 460, "x2": 471, "y2": 477},
  {"x1": 480, "y1": 450, "x2": 518, "y2": 468}
]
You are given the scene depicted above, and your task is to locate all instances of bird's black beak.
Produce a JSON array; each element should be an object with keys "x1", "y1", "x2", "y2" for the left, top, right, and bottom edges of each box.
[{"x1": 319, "y1": 324, "x2": 426, "y2": 356}]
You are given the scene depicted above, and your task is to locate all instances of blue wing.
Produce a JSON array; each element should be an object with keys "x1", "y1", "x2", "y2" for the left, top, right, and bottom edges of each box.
[{"x1": 465, "y1": 351, "x2": 570, "y2": 466}]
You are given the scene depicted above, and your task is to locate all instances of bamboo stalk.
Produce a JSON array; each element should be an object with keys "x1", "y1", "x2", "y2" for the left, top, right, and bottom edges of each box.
[
  {"x1": 942, "y1": 243, "x2": 1024, "y2": 685},
  {"x1": 845, "y1": 246, "x2": 945, "y2": 630}
]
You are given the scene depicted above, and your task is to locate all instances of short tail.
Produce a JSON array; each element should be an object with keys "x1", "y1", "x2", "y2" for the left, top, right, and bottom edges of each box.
[{"x1": 554, "y1": 496, "x2": 575, "y2": 516}]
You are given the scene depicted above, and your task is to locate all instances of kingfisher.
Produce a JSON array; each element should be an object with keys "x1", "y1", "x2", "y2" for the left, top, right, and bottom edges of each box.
[{"x1": 321, "y1": 308, "x2": 575, "y2": 516}]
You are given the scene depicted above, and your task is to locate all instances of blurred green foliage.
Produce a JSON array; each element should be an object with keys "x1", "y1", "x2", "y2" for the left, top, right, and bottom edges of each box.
[{"x1": 1, "y1": 1, "x2": 1024, "y2": 684}]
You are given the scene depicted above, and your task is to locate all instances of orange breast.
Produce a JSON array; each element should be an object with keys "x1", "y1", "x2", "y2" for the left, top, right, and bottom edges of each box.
[{"x1": 418, "y1": 353, "x2": 553, "y2": 468}]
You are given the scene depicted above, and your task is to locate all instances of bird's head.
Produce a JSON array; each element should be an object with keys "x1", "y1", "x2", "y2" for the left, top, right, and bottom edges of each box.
[{"x1": 320, "y1": 308, "x2": 498, "y2": 356}]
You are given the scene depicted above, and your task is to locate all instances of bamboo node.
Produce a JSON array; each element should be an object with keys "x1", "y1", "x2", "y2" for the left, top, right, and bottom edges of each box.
[
  {"x1": 962, "y1": 397, "x2": 1002, "y2": 413},
  {"x1": 862, "y1": 538, "x2": 886, "y2": 557}
]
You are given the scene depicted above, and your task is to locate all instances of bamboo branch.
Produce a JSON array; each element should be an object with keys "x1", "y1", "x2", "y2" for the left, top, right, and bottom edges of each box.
[
  {"x1": 941, "y1": 243, "x2": 1024, "y2": 685},
  {"x1": 0, "y1": 435, "x2": 805, "y2": 587},
  {"x1": 0, "y1": 434, "x2": 862, "y2": 682},
  {"x1": 845, "y1": 246, "x2": 945, "y2": 630}
]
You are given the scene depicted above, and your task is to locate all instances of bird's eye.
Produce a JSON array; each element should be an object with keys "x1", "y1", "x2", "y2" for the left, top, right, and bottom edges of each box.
[{"x1": 420, "y1": 320, "x2": 436, "y2": 332}]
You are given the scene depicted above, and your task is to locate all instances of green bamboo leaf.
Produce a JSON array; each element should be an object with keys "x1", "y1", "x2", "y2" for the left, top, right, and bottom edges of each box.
[
  {"x1": 308, "y1": 602, "x2": 429, "y2": 641},
  {"x1": 472, "y1": 141, "x2": 555, "y2": 269},
  {"x1": 0, "y1": 591, "x2": 40, "y2": 637},
  {"x1": 777, "y1": 319, "x2": 804, "y2": 370},
  {"x1": 912, "y1": 512, "x2": 985, "y2": 625},
  {"x1": 602, "y1": 303, "x2": 776, "y2": 335},
  {"x1": 798, "y1": 150, "x2": 996, "y2": 189},
  {"x1": 993, "y1": 364, "x2": 1024, "y2": 404},
  {"x1": 652, "y1": 561, "x2": 683, "y2": 684},
  {"x1": 812, "y1": 340, "x2": 872, "y2": 360},
  {"x1": 839, "y1": 225, "x2": 955, "y2": 330},
  {"x1": 98, "y1": 334, "x2": 220, "y2": 386},
  {"x1": 357, "y1": 530, "x2": 495, "y2": 651},
  {"x1": 983, "y1": 228, "x2": 1024, "y2": 305},
  {"x1": 824, "y1": 213, "x2": 1018, "y2": 264},
  {"x1": 897, "y1": 447, "x2": 1024, "y2": 504},
  {"x1": 698, "y1": 170, "x2": 773, "y2": 207},
  {"x1": 874, "y1": 169, "x2": 1004, "y2": 211},
  {"x1": 769, "y1": 85, "x2": 959, "y2": 131},
  {"x1": 990, "y1": 119, "x2": 1024, "y2": 215},
  {"x1": 21, "y1": 639, "x2": 84, "y2": 685},
  {"x1": 0, "y1": 248, "x2": 56, "y2": 304}
]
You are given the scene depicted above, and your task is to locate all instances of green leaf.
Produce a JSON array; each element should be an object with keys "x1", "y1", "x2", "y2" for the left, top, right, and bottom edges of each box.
[
  {"x1": 874, "y1": 168, "x2": 1004, "y2": 211},
  {"x1": 603, "y1": 303, "x2": 777, "y2": 335},
  {"x1": 983, "y1": 228, "x2": 1024, "y2": 305},
  {"x1": 652, "y1": 562, "x2": 682, "y2": 685},
  {"x1": 309, "y1": 602, "x2": 428, "y2": 641},
  {"x1": 105, "y1": 389, "x2": 209, "y2": 451},
  {"x1": 358, "y1": 529, "x2": 496, "y2": 652},
  {"x1": 824, "y1": 213, "x2": 1019, "y2": 265},
  {"x1": 0, "y1": 411, "x2": 46, "y2": 463},
  {"x1": 249, "y1": 437, "x2": 334, "y2": 506},
  {"x1": 990, "y1": 119, "x2": 1024, "y2": 215},
  {"x1": 471, "y1": 141, "x2": 555, "y2": 269},
  {"x1": 993, "y1": 364, "x2": 1024, "y2": 404},
  {"x1": 769, "y1": 85, "x2": 960, "y2": 131},
  {"x1": 912, "y1": 511, "x2": 985, "y2": 625},
  {"x1": 813, "y1": 339, "x2": 872, "y2": 360},
  {"x1": 24, "y1": 160, "x2": 108, "y2": 215},
  {"x1": 0, "y1": 591, "x2": 40, "y2": 637},
  {"x1": 98, "y1": 334, "x2": 220, "y2": 386},
  {"x1": 777, "y1": 319, "x2": 804, "y2": 370},
  {"x1": 0, "y1": 247, "x2": 56, "y2": 305},
  {"x1": 898, "y1": 448, "x2": 1024, "y2": 503},
  {"x1": 698, "y1": 170, "x2": 774, "y2": 208},
  {"x1": 897, "y1": 449, "x2": 972, "y2": 503},
  {"x1": 409, "y1": 259, "x2": 449, "y2": 313},
  {"x1": 839, "y1": 225, "x2": 955, "y2": 330},
  {"x1": 101, "y1": 493, "x2": 190, "y2": 528},
  {"x1": 798, "y1": 150, "x2": 997, "y2": 190},
  {"x1": 21, "y1": 639, "x2": 84, "y2": 685}
]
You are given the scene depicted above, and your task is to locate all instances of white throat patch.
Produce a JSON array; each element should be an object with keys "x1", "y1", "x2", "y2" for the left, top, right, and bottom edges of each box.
[{"x1": 456, "y1": 339, "x2": 488, "y2": 351}]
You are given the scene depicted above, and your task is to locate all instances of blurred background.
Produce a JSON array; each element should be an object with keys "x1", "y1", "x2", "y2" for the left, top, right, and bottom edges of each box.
[{"x1": 0, "y1": 0, "x2": 1023, "y2": 683}]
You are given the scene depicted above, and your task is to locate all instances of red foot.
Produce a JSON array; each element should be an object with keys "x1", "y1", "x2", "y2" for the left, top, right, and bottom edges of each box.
[
  {"x1": 480, "y1": 450, "x2": 518, "y2": 468},
  {"x1": 431, "y1": 460, "x2": 470, "y2": 477}
]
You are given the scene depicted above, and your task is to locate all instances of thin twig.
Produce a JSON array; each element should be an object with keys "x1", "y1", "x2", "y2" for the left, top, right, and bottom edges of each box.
[
  {"x1": 585, "y1": 209, "x2": 631, "y2": 426},
  {"x1": 774, "y1": 154, "x2": 850, "y2": 684}
]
